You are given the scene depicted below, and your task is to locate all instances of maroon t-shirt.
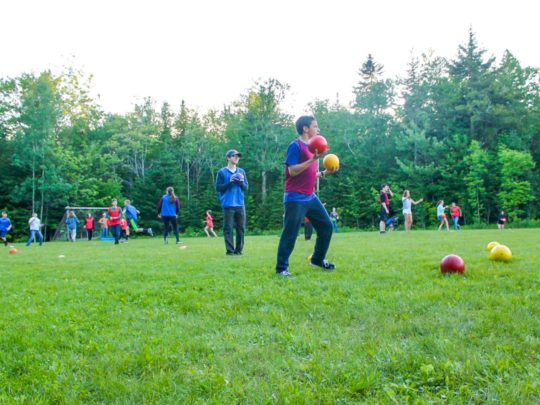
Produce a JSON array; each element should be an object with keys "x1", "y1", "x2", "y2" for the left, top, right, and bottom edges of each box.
[
  {"x1": 284, "y1": 139, "x2": 318, "y2": 196},
  {"x1": 380, "y1": 192, "x2": 389, "y2": 208}
]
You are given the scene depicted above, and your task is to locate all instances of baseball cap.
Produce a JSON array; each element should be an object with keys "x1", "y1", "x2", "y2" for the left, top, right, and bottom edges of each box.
[{"x1": 226, "y1": 149, "x2": 242, "y2": 158}]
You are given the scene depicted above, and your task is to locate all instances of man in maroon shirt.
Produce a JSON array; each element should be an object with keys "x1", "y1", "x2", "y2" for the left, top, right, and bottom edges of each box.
[{"x1": 275, "y1": 116, "x2": 338, "y2": 277}]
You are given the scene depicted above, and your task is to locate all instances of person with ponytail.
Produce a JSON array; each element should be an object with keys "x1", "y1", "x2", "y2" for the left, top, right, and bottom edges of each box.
[{"x1": 157, "y1": 187, "x2": 182, "y2": 244}]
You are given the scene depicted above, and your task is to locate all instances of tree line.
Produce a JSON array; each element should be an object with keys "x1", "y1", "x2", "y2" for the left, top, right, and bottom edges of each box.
[{"x1": 1, "y1": 30, "x2": 539, "y2": 240}]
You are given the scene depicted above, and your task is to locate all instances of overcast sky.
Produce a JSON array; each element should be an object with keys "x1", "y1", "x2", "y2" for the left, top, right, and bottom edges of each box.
[{"x1": 2, "y1": 0, "x2": 539, "y2": 115}]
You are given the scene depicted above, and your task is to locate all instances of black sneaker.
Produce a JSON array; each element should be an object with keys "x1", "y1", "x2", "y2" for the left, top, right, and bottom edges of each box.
[
  {"x1": 310, "y1": 259, "x2": 336, "y2": 271},
  {"x1": 277, "y1": 270, "x2": 293, "y2": 278},
  {"x1": 226, "y1": 252, "x2": 234, "y2": 256},
  {"x1": 234, "y1": 252, "x2": 243, "y2": 256}
]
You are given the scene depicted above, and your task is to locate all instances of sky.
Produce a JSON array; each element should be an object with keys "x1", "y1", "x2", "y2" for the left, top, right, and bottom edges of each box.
[{"x1": 2, "y1": 0, "x2": 539, "y2": 116}]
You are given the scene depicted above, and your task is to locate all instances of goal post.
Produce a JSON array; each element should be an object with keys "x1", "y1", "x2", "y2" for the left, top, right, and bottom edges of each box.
[{"x1": 52, "y1": 206, "x2": 109, "y2": 241}]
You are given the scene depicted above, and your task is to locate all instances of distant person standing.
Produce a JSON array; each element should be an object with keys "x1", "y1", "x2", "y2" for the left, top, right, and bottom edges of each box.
[
  {"x1": 330, "y1": 207, "x2": 339, "y2": 232},
  {"x1": 66, "y1": 211, "x2": 80, "y2": 242},
  {"x1": 0, "y1": 211, "x2": 12, "y2": 246},
  {"x1": 26, "y1": 212, "x2": 44, "y2": 246},
  {"x1": 204, "y1": 210, "x2": 218, "y2": 238},
  {"x1": 84, "y1": 213, "x2": 94, "y2": 241},
  {"x1": 108, "y1": 199, "x2": 122, "y2": 245},
  {"x1": 450, "y1": 202, "x2": 462, "y2": 230},
  {"x1": 402, "y1": 190, "x2": 423, "y2": 233},
  {"x1": 379, "y1": 184, "x2": 394, "y2": 234},
  {"x1": 437, "y1": 200, "x2": 450, "y2": 231},
  {"x1": 157, "y1": 187, "x2": 182, "y2": 244},
  {"x1": 98, "y1": 212, "x2": 109, "y2": 239},
  {"x1": 215, "y1": 149, "x2": 248, "y2": 256},
  {"x1": 497, "y1": 210, "x2": 508, "y2": 230}
]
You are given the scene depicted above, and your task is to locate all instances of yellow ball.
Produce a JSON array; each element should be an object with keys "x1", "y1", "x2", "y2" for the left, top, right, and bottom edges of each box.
[
  {"x1": 489, "y1": 244, "x2": 512, "y2": 262},
  {"x1": 323, "y1": 154, "x2": 340, "y2": 171},
  {"x1": 486, "y1": 241, "x2": 500, "y2": 252}
]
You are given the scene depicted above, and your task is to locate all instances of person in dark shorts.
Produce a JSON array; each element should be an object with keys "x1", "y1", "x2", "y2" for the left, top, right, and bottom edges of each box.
[{"x1": 497, "y1": 210, "x2": 508, "y2": 230}]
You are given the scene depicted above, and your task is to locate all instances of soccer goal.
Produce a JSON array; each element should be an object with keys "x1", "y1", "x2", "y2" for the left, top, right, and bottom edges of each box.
[{"x1": 52, "y1": 206, "x2": 109, "y2": 241}]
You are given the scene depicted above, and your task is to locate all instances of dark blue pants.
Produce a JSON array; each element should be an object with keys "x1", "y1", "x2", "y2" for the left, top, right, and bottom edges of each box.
[
  {"x1": 162, "y1": 216, "x2": 180, "y2": 242},
  {"x1": 276, "y1": 196, "x2": 333, "y2": 273},
  {"x1": 110, "y1": 225, "x2": 121, "y2": 244},
  {"x1": 223, "y1": 206, "x2": 245, "y2": 254}
]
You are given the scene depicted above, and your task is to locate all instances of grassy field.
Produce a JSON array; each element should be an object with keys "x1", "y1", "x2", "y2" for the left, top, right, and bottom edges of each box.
[{"x1": 1, "y1": 229, "x2": 539, "y2": 403}]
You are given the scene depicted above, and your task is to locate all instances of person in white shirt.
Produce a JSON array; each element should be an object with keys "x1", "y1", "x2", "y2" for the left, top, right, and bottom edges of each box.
[
  {"x1": 437, "y1": 200, "x2": 450, "y2": 231},
  {"x1": 402, "y1": 190, "x2": 423, "y2": 233},
  {"x1": 26, "y1": 213, "x2": 44, "y2": 246}
]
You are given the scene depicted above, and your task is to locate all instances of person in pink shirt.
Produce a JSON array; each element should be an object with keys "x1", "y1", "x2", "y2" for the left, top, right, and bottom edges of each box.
[
  {"x1": 204, "y1": 210, "x2": 218, "y2": 237},
  {"x1": 450, "y1": 202, "x2": 462, "y2": 230}
]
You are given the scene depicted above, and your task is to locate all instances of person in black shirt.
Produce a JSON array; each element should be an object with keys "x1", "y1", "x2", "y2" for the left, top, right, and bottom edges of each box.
[{"x1": 497, "y1": 210, "x2": 508, "y2": 230}]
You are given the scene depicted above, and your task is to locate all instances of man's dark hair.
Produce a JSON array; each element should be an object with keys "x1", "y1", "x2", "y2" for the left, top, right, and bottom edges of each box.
[{"x1": 295, "y1": 116, "x2": 315, "y2": 135}]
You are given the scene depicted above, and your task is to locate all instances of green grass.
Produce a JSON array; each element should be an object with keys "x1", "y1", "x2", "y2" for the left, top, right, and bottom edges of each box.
[{"x1": 1, "y1": 229, "x2": 539, "y2": 403}]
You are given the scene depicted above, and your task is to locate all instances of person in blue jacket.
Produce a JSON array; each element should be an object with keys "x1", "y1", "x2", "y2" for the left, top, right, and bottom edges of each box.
[
  {"x1": 215, "y1": 149, "x2": 248, "y2": 256},
  {"x1": 65, "y1": 211, "x2": 80, "y2": 242},
  {"x1": 157, "y1": 187, "x2": 182, "y2": 244},
  {"x1": 0, "y1": 211, "x2": 12, "y2": 246}
]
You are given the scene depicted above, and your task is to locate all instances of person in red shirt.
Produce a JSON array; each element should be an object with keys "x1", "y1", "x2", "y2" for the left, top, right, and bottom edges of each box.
[
  {"x1": 84, "y1": 213, "x2": 95, "y2": 241},
  {"x1": 108, "y1": 199, "x2": 122, "y2": 245},
  {"x1": 120, "y1": 217, "x2": 129, "y2": 242},
  {"x1": 450, "y1": 202, "x2": 462, "y2": 230},
  {"x1": 204, "y1": 210, "x2": 218, "y2": 237}
]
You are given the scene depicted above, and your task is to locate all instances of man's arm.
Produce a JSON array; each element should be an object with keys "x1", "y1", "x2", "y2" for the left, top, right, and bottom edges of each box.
[
  {"x1": 288, "y1": 156, "x2": 318, "y2": 177},
  {"x1": 215, "y1": 170, "x2": 232, "y2": 192}
]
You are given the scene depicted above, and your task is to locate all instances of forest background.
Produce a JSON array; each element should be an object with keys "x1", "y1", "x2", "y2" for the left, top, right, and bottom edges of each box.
[{"x1": 1, "y1": 31, "x2": 539, "y2": 240}]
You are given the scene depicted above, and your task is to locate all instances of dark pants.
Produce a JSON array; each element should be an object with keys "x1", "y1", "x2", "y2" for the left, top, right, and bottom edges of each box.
[
  {"x1": 304, "y1": 221, "x2": 313, "y2": 240},
  {"x1": 223, "y1": 206, "x2": 245, "y2": 254},
  {"x1": 276, "y1": 196, "x2": 333, "y2": 273},
  {"x1": 162, "y1": 216, "x2": 180, "y2": 242},
  {"x1": 86, "y1": 229, "x2": 93, "y2": 241},
  {"x1": 110, "y1": 224, "x2": 121, "y2": 244}
]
